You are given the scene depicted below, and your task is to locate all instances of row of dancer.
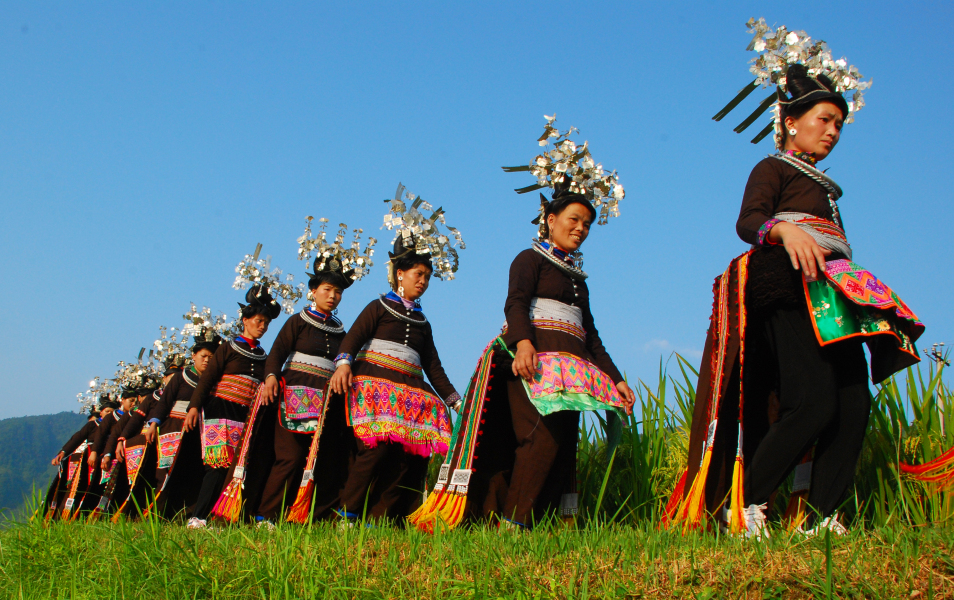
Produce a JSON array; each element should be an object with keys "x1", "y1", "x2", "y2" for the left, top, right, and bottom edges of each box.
[{"x1": 45, "y1": 21, "x2": 925, "y2": 536}]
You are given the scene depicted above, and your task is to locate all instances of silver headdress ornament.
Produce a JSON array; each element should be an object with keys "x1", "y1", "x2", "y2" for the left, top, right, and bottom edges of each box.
[
  {"x1": 76, "y1": 376, "x2": 120, "y2": 414},
  {"x1": 502, "y1": 114, "x2": 625, "y2": 235},
  {"x1": 152, "y1": 325, "x2": 189, "y2": 370},
  {"x1": 297, "y1": 216, "x2": 376, "y2": 286},
  {"x1": 714, "y1": 17, "x2": 872, "y2": 146},
  {"x1": 382, "y1": 183, "x2": 465, "y2": 285},
  {"x1": 115, "y1": 348, "x2": 164, "y2": 393},
  {"x1": 233, "y1": 243, "x2": 305, "y2": 315},
  {"x1": 182, "y1": 303, "x2": 240, "y2": 341}
]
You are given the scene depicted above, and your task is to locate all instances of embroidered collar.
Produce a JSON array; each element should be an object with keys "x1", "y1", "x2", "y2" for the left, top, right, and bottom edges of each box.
[
  {"x1": 306, "y1": 307, "x2": 329, "y2": 320},
  {"x1": 385, "y1": 290, "x2": 422, "y2": 312},
  {"x1": 539, "y1": 240, "x2": 575, "y2": 264},
  {"x1": 784, "y1": 149, "x2": 817, "y2": 166},
  {"x1": 235, "y1": 335, "x2": 260, "y2": 349},
  {"x1": 183, "y1": 366, "x2": 200, "y2": 388},
  {"x1": 378, "y1": 294, "x2": 427, "y2": 325},
  {"x1": 230, "y1": 337, "x2": 267, "y2": 360}
]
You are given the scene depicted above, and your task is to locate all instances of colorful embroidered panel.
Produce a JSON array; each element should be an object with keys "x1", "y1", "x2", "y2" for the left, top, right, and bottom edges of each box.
[
  {"x1": 525, "y1": 352, "x2": 625, "y2": 416},
  {"x1": 356, "y1": 350, "x2": 424, "y2": 378},
  {"x1": 279, "y1": 386, "x2": 323, "y2": 433},
  {"x1": 201, "y1": 417, "x2": 245, "y2": 468},
  {"x1": 823, "y1": 259, "x2": 922, "y2": 325},
  {"x1": 211, "y1": 374, "x2": 258, "y2": 407},
  {"x1": 125, "y1": 445, "x2": 147, "y2": 485},
  {"x1": 158, "y1": 431, "x2": 182, "y2": 469},
  {"x1": 347, "y1": 376, "x2": 451, "y2": 457},
  {"x1": 100, "y1": 464, "x2": 113, "y2": 485},
  {"x1": 67, "y1": 460, "x2": 78, "y2": 484}
]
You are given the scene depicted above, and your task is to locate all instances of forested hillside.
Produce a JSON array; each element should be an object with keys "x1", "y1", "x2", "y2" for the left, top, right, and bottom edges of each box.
[{"x1": 0, "y1": 412, "x2": 86, "y2": 511}]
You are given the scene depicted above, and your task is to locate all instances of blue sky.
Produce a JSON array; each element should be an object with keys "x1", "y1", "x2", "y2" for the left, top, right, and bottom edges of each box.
[{"x1": 1, "y1": 2, "x2": 951, "y2": 419}]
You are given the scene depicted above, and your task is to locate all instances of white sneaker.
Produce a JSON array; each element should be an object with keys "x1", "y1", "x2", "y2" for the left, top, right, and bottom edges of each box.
[
  {"x1": 800, "y1": 514, "x2": 847, "y2": 537},
  {"x1": 743, "y1": 504, "x2": 771, "y2": 540},
  {"x1": 255, "y1": 518, "x2": 276, "y2": 531},
  {"x1": 186, "y1": 517, "x2": 207, "y2": 529}
]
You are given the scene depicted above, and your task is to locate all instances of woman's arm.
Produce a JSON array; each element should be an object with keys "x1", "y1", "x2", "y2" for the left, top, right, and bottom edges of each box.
[
  {"x1": 188, "y1": 343, "x2": 229, "y2": 412},
  {"x1": 330, "y1": 301, "x2": 380, "y2": 395},
  {"x1": 420, "y1": 322, "x2": 460, "y2": 407}
]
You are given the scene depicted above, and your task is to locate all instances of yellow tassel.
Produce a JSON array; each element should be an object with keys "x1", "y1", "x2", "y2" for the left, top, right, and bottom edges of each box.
[
  {"x1": 211, "y1": 478, "x2": 244, "y2": 523},
  {"x1": 676, "y1": 447, "x2": 712, "y2": 533},
  {"x1": 439, "y1": 495, "x2": 466, "y2": 529},
  {"x1": 408, "y1": 490, "x2": 446, "y2": 530},
  {"x1": 285, "y1": 479, "x2": 315, "y2": 524},
  {"x1": 110, "y1": 496, "x2": 130, "y2": 524},
  {"x1": 728, "y1": 456, "x2": 745, "y2": 534}
]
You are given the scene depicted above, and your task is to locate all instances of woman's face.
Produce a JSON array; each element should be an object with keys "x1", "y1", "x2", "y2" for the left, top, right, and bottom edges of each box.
[
  {"x1": 242, "y1": 314, "x2": 270, "y2": 340},
  {"x1": 99, "y1": 407, "x2": 114, "y2": 418},
  {"x1": 120, "y1": 396, "x2": 136, "y2": 412},
  {"x1": 785, "y1": 101, "x2": 844, "y2": 160},
  {"x1": 310, "y1": 282, "x2": 343, "y2": 314},
  {"x1": 396, "y1": 264, "x2": 432, "y2": 301},
  {"x1": 192, "y1": 348, "x2": 214, "y2": 375},
  {"x1": 547, "y1": 203, "x2": 593, "y2": 252}
]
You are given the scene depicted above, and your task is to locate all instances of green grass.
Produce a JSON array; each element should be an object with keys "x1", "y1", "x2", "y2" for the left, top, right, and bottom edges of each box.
[
  {"x1": 8, "y1": 352, "x2": 952, "y2": 598},
  {"x1": 2, "y1": 517, "x2": 952, "y2": 598}
]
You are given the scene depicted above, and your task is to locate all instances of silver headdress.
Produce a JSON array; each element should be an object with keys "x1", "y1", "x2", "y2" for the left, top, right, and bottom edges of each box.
[
  {"x1": 382, "y1": 183, "x2": 465, "y2": 285},
  {"x1": 233, "y1": 243, "x2": 305, "y2": 315},
  {"x1": 152, "y1": 325, "x2": 189, "y2": 371},
  {"x1": 76, "y1": 376, "x2": 121, "y2": 414},
  {"x1": 182, "y1": 303, "x2": 240, "y2": 342},
  {"x1": 502, "y1": 114, "x2": 625, "y2": 234},
  {"x1": 714, "y1": 17, "x2": 872, "y2": 146},
  {"x1": 297, "y1": 216, "x2": 376, "y2": 289},
  {"x1": 115, "y1": 348, "x2": 164, "y2": 394}
]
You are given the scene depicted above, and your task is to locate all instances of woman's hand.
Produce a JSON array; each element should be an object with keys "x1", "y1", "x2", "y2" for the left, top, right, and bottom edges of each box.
[
  {"x1": 51, "y1": 451, "x2": 65, "y2": 466},
  {"x1": 87, "y1": 451, "x2": 98, "y2": 469},
  {"x1": 143, "y1": 422, "x2": 158, "y2": 444},
  {"x1": 101, "y1": 455, "x2": 112, "y2": 471},
  {"x1": 512, "y1": 340, "x2": 538, "y2": 381},
  {"x1": 263, "y1": 375, "x2": 281, "y2": 405},
  {"x1": 182, "y1": 408, "x2": 200, "y2": 433},
  {"x1": 116, "y1": 441, "x2": 125, "y2": 461},
  {"x1": 769, "y1": 221, "x2": 831, "y2": 281},
  {"x1": 330, "y1": 364, "x2": 353, "y2": 396},
  {"x1": 616, "y1": 381, "x2": 636, "y2": 416}
]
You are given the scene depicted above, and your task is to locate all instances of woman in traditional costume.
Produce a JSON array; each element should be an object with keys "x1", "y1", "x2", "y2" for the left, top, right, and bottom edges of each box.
[
  {"x1": 329, "y1": 185, "x2": 463, "y2": 522},
  {"x1": 184, "y1": 246, "x2": 302, "y2": 528},
  {"x1": 142, "y1": 309, "x2": 226, "y2": 517},
  {"x1": 254, "y1": 218, "x2": 374, "y2": 525},
  {"x1": 667, "y1": 20, "x2": 923, "y2": 538},
  {"x1": 411, "y1": 117, "x2": 635, "y2": 531}
]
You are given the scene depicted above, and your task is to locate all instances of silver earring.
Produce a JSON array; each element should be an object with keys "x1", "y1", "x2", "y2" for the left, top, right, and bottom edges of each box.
[
  {"x1": 789, "y1": 128, "x2": 797, "y2": 136},
  {"x1": 398, "y1": 285, "x2": 405, "y2": 297}
]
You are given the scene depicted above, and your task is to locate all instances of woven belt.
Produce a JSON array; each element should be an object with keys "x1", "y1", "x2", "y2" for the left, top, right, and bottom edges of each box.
[
  {"x1": 211, "y1": 374, "x2": 259, "y2": 407},
  {"x1": 170, "y1": 400, "x2": 190, "y2": 419},
  {"x1": 770, "y1": 212, "x2": 852, "y2": 260},
  {"x1": 284, "y1": 351, "x2": 335, "y2": 379},
  {"x1": 356, "y1": 338, "x2": 423, "y2": 379}
]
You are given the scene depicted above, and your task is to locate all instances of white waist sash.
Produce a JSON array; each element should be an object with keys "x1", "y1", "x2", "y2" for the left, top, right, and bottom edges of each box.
[
  {"x1": 283, "y1": 351, "x2": 336, "y2": 372},
  {"x1": 503, "y1": 297, "x2": 585, "y2": 340},
  {"x1": 359, "y1": 338, "x2": 422, "y2": 367},
  {"x1": 170, "y1": 400, "x2": 191, "y2": 418}
]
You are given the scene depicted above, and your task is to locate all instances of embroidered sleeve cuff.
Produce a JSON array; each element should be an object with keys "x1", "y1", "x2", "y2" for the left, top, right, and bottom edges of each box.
[
  {"x1": 334, "y1": 353, "x2": 353, "y2": 367},
  {"x1": 757, "y1": 218, "x2": 782, "y2": 246},
  {"x1": 148, "y1": 418, "x2": 161, "y2": 425},
  {"x1": 445, "y1": 392, "x2": 462, "y2": 411}
]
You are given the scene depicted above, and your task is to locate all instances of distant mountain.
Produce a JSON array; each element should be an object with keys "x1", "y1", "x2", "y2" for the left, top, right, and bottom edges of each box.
[{"x1": 0, "y1": 412, "x2": 87, "y2": 512}]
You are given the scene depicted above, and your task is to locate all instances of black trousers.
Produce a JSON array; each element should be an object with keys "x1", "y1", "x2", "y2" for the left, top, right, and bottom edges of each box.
[
  {"x1": 192, "y1": 467, "x2": 229, "y2": 521},
  {"x1": 744, "y1": 306, "x2": 871, "y2": 520},
  {"x1": 257, "y1": 420, "x2": 311, "y2": 520},
  {"x1": 501, "y1": 373, "x2": 579, "y2": 527},
  {"x1": 338, "y1": 439, "x2": 427, "y2": 519}
]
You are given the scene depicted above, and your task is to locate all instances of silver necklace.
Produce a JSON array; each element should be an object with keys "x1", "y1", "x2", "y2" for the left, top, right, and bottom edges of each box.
[
  {"x1": 300, "y1": 308, "x2": 344, "y2": 333},
  {"x1": 771, "y1": 153, "x2": 844, "y2": 228},
  {"x1": 378, "y1": 295, "x2": 427, "y2": 325},
  {"x1": 532, "y1": 240, "x2": 588, "y2": 281},
  {"x1": 230, "y1": 338, "x2": 267, "y2": 360}
]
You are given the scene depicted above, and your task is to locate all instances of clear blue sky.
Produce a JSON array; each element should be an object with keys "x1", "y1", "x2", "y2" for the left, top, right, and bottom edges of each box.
[{"x1": 1, "y1": 2, "x2": 951, "y2": 419}]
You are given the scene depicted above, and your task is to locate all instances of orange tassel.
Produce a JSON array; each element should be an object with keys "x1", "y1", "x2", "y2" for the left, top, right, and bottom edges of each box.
[
  {"x1": 661, "y1": 470, "x2": 688, "y2": 526},
  {"x1": 285, "y1": 476, "x2": 315, "y2": 524},
  {"x1": 728, "y1": 455, "x2": 745, "y2": 535}
]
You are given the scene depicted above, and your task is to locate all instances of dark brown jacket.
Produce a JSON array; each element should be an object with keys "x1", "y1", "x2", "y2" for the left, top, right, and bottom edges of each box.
[
  {"x1": 61, "y1": 419, "x2": 98, "y2": 454},
  {"x1": 502, "y1": 248, "x2": 623, "y2": 384},
  {"x1": 265, "y1": 311, "x2": 344, "y2": 382},
  {"x1": 189, "y1": 338, "x2": 267, "y2": 411},
  {"x1": 147, "y1": 368, "x2": 198, "y2": 423},
  {"x1": 338, "y1": 296, "x2": 457, "y2": 401}
]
